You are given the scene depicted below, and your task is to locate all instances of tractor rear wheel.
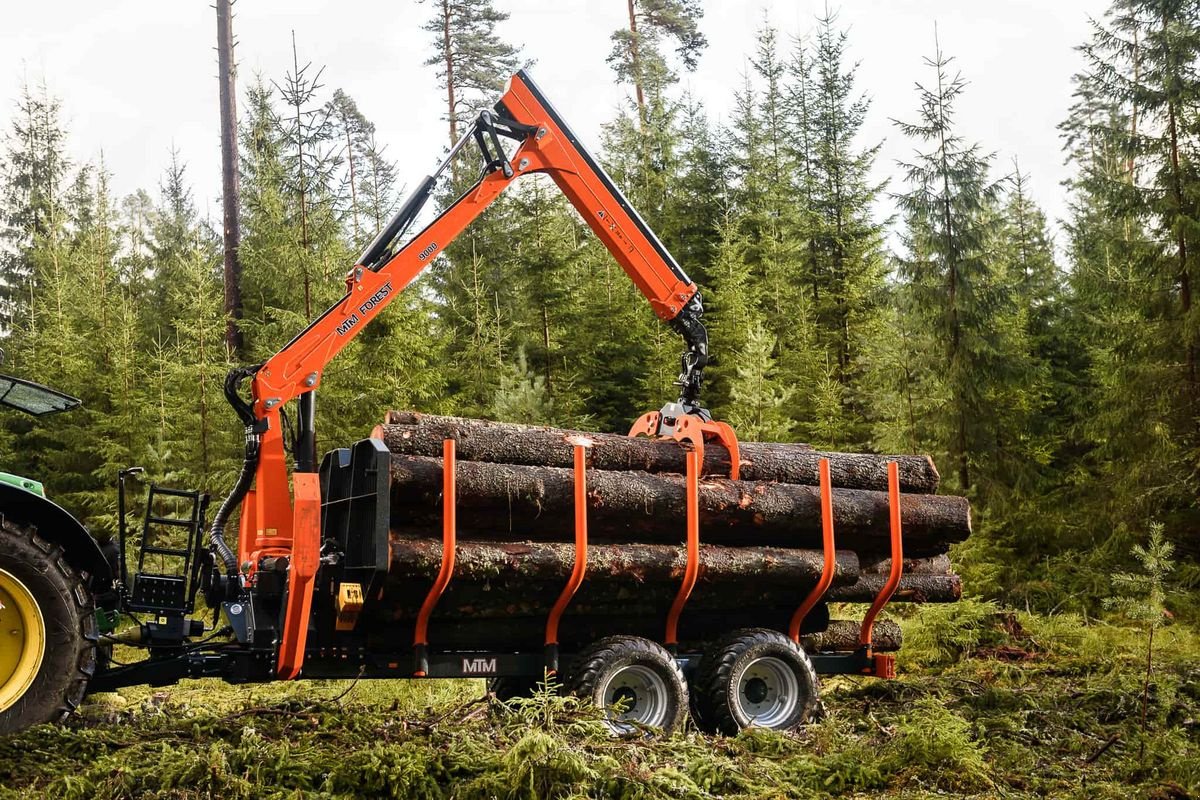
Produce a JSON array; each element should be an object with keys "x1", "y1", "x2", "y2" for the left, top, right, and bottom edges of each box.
[
  {"x1": 566, "y1": 635, "x2": 687, "y2": 734},
  {"x1": 0, "y1": 518, "x2": 96, "y2": 734}
]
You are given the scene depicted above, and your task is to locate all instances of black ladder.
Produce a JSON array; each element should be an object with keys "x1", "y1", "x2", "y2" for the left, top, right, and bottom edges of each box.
[{"x1": 127, "y1": 485, "x2": 208, "y2": 615}]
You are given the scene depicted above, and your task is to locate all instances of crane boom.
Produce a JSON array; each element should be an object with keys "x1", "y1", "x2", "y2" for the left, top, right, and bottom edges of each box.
[{"x1": 210, "y1": 70, "x2": 717, "y2": 678}]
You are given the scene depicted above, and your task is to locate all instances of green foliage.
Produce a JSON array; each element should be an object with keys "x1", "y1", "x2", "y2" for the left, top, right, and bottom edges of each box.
[
  {"x1": 1106, "y1": 523, "x2": 1176, "y2": 627},
  {"x1": 898, "y1": 597, "x2": 1002, "y2": 668}
]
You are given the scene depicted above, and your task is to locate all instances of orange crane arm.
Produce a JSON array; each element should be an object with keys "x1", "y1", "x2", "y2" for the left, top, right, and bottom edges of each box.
[
  {"x1": 249, "y1": 70, "x2": 704, "y2": 424},
  {"x1": 206, "y1": 71, "x2": 715, "y2": 678}
]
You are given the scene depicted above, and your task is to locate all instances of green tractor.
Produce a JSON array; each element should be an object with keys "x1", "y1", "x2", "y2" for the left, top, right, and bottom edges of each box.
[{"x1": 0, "y1": 373, "x2": 113, "y2": 733}]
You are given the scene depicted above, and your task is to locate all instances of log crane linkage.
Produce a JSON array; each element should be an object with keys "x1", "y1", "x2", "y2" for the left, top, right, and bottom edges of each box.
[{"x1": 206, "y1": 70, "x2": 739, "y2": 678}]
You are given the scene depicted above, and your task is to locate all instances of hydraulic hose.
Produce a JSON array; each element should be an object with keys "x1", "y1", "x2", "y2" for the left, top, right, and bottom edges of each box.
[
  {"x1": 209, "y1": 365, "x2": 263, "y2": 578},
  {"x1": 208, "y1": 427, "x2": 258, "y2": 577}
]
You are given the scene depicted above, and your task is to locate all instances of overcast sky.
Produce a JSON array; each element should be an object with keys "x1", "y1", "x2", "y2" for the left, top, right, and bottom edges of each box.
[{"x1": 3, "y1": 0, "x2": 1107, "y2": 246}]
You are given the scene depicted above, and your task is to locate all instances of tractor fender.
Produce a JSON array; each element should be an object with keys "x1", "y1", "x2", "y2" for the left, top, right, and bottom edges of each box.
[{"x1": 0, "y1": 483, "x2": 113, "y2": 590}]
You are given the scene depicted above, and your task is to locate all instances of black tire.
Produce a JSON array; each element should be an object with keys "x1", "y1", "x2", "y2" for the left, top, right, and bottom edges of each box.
[
  {"x1": 566, "y1": 635, "x2": 687, "y2": 734},
  {"x1": 694, "y1": 628, "x2": 818, "y2": 735},
  {"x1": 0, "y1": 517, "x2": 96, "y2": 735}
]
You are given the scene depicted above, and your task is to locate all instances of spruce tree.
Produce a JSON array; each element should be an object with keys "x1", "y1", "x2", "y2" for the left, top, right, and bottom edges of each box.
[
  {"x1": 808, "y1": 8, "x2": 885, "y2": 429},
  {"x1": 0, "y1": 78, "x2": 69, "y2": 330},
  {"x1": 892, "y1": 38, "x2": 1022, "y2": 495}
]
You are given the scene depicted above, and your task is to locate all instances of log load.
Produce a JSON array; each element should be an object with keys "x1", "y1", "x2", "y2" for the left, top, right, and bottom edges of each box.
[
  {"x1": 386, "y1": 455, "x2": 970, "y2": 557},
  {"x1": 375, "y1": 411, "x2": 940, "y2": 493},
  {"x1": 386, "y1": 535, "x2": 861, "y2": 586},
  {"x1": 802, "y1": 619, "x2": 903, "y2": 653}
]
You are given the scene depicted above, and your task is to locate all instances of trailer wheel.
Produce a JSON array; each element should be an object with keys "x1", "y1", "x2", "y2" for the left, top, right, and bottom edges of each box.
[
  {"x1": 695, "y1": 628, "x2": 818, "y2": 735},
  {"x1": 0, "y1": 518, "x2": 96, "y2": 735},
  {"x1": 567, "y1": 635, "x2": 687, "y2": 734}
]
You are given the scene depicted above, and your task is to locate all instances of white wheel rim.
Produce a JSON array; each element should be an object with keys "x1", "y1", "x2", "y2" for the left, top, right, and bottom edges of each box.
[
  {"x1": 735, "y1": 656, "x2": 800, "y2": 729},
  {"x1": 599, "y1": 664, "x2": 669, "y2": 732}
]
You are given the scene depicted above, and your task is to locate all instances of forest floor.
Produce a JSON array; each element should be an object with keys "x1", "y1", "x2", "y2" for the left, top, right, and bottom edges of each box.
[{"x1": 1, "y1": 601, "x2": 1197, "y2": 799}]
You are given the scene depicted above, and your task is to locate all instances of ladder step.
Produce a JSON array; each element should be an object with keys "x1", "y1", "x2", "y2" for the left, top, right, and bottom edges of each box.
[
  {"x1": 141, "y1": 546, "x2": 191, "y2": 557},
  {"x1": 149, "y1": 487, "x2": 202, "y2": 499},
  {"x1": 145, "y1": 516, "x2": 198, "y2": 528}
]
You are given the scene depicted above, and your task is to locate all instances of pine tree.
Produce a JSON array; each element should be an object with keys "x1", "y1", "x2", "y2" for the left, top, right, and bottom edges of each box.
[
  {"x1": 609, "y1": 0, "x2": 707, "y2": 123},
  {"x1": 422, "y1": 0, "x2": 522, "y2": 148}
]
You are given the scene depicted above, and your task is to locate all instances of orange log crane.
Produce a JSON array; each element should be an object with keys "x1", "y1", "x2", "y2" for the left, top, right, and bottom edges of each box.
[
  {"x1": 202, "y1": 70, "x2": 739, "y2": 681},
  {"x1": 29, "y1": 71, "x2": 904, "y2": 737}
]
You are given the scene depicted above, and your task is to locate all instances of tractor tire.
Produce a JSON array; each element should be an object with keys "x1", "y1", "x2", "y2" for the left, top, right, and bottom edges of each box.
[
  {"x1": 694, "y1": 628, "x2": 818, "y2": 735},
  {"x1": 0, "y1": 517, "x2": 97, "y2": 735},
  {"x1": 566, "y1": 635, "x2": 687, "y2": 734}
]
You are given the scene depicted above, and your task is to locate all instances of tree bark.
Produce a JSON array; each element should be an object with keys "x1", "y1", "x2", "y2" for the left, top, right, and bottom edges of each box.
[
  {"x1": 803, "y1": 619, "x2": 902, "y2": 653},
  {"x1": 215, "y1": 0, "x2": 243, "y2": 357},
  {"x1": 387, "y1": 454, "x2": 969, "y2": 557},
  {"x1": 375, "y1": 411, "x2": 941, "y2": 493},
  {"x1": 827, "y1": 573, "x2": 961, "y2": 603},
  {"x1": 388, "y1": 534, "x2": 860, "y2": 586},
  {"x1": 859, "y1": 553, "x2": 952, "y2": 576}
]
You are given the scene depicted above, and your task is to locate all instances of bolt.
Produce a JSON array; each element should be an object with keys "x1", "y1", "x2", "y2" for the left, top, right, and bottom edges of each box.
[
  {"x1": 537, "y1": 127, "x2": 547, "y2": 139},
  {"x1": 304, "y1": 373, "x2": 318, "y2": 387},
  {"x1": 517, "y1": 158, "x2": 529, "y2": 171}
]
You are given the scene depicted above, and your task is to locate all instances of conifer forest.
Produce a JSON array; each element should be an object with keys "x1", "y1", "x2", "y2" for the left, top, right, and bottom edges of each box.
[{"x1": 1, "y1": 1, "x2": 1199, "y2": 798}]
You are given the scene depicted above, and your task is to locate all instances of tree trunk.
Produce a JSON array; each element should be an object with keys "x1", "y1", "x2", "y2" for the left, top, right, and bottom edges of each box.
[
  {"x1": 375, "y1": 411, "x2": 941, "y2": 493},
  {"x1": 626, "y1": 0, "x2": 646, "y2": 125},
  {"x1": 215, "y1": 0, "x2": 243, "y2": 357},
  {"x1": 387, "y1": 454, "x2": 969, "y2": 557},
  {"x1": 827, "y1": 572, "x2": 961, "y2": 603},
  {"x1": 803, "y1": 619, "x2": 902, "y2": 653},
  {"x1": 388, "y1": 534, "x2": 860, "y2": 586}
]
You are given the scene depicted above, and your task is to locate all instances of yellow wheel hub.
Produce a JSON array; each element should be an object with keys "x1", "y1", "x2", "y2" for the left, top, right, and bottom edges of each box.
[{"x1": 0, "y1": 568, "x2": 45, "y2": 714}]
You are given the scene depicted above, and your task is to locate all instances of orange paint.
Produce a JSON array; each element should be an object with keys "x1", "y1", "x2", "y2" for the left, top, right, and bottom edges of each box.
[{"x1": 789, "y1": 458, "x2": 835, "y2": 642}]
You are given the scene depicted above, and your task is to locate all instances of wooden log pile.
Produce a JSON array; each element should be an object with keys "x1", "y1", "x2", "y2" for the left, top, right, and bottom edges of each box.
[{"x1": 371, "y1": 411, "x2": 968, "y2": 652}]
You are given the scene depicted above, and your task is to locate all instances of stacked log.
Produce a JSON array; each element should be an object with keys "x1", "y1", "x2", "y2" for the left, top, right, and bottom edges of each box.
[{"x1": 371, "y1": 411, "x2": 968, "y2": 653}]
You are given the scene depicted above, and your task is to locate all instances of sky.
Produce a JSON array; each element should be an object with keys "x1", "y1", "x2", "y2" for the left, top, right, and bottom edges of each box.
[{"x1": 1, "y1": 0, "x2": 1108, "y2": 246}]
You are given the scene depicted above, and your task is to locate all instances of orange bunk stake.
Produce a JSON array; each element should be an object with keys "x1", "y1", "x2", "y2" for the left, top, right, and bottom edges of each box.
[
  {"x1": 413, "y1": 439, "x2": 457, "y2": 676},
  {"x1": 664, "y1": 449, "x2": 701, "y2": 651},
  {"x1": 789, "y1": 458, "x2": 835, "y2": 643},
  {"x1": 859, "y1": 460, "x2": 903, "y2": 677},
  {"x1": 544, "y1": 443, "x2": 590, "y2": 674}
]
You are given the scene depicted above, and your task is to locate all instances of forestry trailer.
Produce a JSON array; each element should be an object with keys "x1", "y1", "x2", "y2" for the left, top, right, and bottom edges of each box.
[{"x1": 0, "y1": 71, "x2": 957, "y2": 737}]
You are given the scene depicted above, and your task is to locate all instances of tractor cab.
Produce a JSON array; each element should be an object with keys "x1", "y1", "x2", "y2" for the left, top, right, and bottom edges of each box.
[
  {"x1": 0, "y1": 371, "x2": 81, "y2": 497},
  {"x1": 0, "y1": 372, "x2": 81, "y2": 417}
]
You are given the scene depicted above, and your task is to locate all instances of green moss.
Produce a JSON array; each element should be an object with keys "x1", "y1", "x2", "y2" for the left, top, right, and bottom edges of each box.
[{"x1": 1, "y1": 610, "x2": 1197, "y2": 799}]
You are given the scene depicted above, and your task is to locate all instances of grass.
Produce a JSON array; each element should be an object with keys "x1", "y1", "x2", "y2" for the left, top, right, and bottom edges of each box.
[{"x1": 1, "y1": 607, "x2": 1197, "y2": 799}]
